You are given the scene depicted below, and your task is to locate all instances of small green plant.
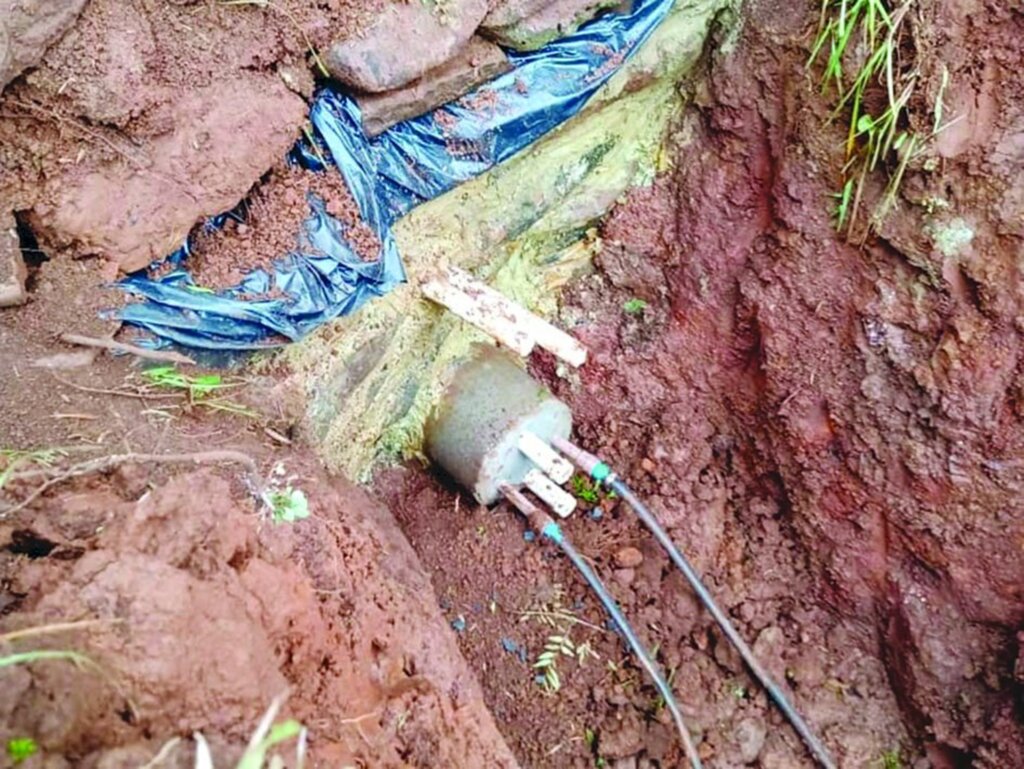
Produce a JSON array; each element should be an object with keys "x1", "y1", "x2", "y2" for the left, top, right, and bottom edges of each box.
[
  {"x1": 142, "y1": 366, "x2": 224, "y2": 399},
  {"x1": 571, "y1": 474, "x2": 601, "y2": 504},
  {"x1": 6, "y1": 738, "x2": 38, "y2": 765},
  {"x1": 266, "y1": 487, "x2": 310, "y2": 524},
  {"x1": 832, "y1": 178, "x2": 854, "y2": 231},
  {"x1": 533, "y1": 633, "x2": 599, "y2": 694},
  {"x1": 652, "y1": 666, "x2": 677, "y2": 713},
  {"x1": 623, "y1": 297, "x2": 648, "y2": 315},
  {"x1": 195, "y1": 693, "x2": 306, "y2": 769},
  {"x1": 261, "y1": 463, "x2": 310, "y2": 524},
  {"x1": 141, "y1": 366, "x2": 259, "y2": 418},
  {"x1": 570, "y1": 474, "x2": 615, "y2": 505},
  {"x1": 878, "y1": 748, "x2": 903, "y2": 769},
  {"x1": 809, "y1": 0, "x2": 920, "y2": 235}
]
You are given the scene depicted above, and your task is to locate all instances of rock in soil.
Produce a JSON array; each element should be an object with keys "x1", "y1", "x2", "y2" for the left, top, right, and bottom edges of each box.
[
  {"x1": 28, "y1": 75, "x2": 305, "y2": 273},
  {"x1": 0, "y1": 0, "x2": 88, "y2": 89},
  {"x1": 732, "y1": 716, "x2": 767, "y2": 764},
  {"x1": 325, "y1": 0, "x2": 490, "y2": 92},
  {"x1": 613, "y1": 545, "x2": 644, "y2": 568},
  {"x1": 0, "y1": 210, "x2": 27, "y2": 307},
  {"x1": 355, "y1": 36, "x2": 511, "y2": 137},
  {"x1": 483, "y1": 0, "x2": 550, "y2": 29},
  {"x1": 481, "y1": 0, "x2": 621, "y2": 51}
]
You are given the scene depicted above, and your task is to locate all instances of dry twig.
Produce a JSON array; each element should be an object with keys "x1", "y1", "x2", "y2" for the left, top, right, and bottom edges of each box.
[
  {"x1": 59, "y1": 333, "x2": 196, "y2": 366},
  {"x1": 1, "y1": 450, "x2": 260, "y2": 517}
]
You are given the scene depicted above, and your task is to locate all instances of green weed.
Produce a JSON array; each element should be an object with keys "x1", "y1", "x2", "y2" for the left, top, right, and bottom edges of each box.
[
  {"x1": 0, "y1": 649, "x2": 97, "y2": 670},
  {"x1": 652, "y1": 666, "x2": 678, "y2": 713},
  {"x1": 623, "y1": 297, "x2": 648, "y2": 315},
  {"x1": 832, "y1": 178, "x2": 854, "y2": 231},
  {"x1": 142, "y1": 366, "x2": 224, "y2": 398},
  {"x1": 195, "y1": 693, "x2": 306, "y2": 769},
  {"x1": 571, "y1": 474, "x2": 601, "y2": 504},
  {"x1": 266, "y1": 487, "x2": 309, "y2": 524},
  {"x1": 570, "y1": 474, "x2": 616, "y2": 505},
  {"x1": 879, "y1": 748, "x2": 903, "y2": 769},
  {"x1": 6, "y1": 738, "x2": 38, "y2": 765},
  {"x1": 141, "y1": 366, "x2": 259, "y2": 419},
  {"x1": 533, "y1": 633, "x2": 598, "y2": 694}
]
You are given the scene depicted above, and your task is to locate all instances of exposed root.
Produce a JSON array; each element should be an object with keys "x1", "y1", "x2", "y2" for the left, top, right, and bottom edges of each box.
[{"x1": 1, "y1": 450, "x2": 261, "y2": 518}]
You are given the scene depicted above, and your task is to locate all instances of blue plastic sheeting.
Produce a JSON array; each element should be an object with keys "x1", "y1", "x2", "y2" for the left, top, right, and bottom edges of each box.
[{"x1": 119, "y1": 0, "x2": 674, "y2": 350}]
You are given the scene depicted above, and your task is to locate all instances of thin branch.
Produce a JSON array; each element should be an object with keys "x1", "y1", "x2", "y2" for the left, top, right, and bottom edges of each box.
[
  {"x1": 1, "y1": 450, "x2": 260, "y2": 517},
  {"x1": 2, "y1": 98, "x2": 146, "y2": 168},
  {"x1": 60, "y1": 333, "x2": 196, "y2": 366}
]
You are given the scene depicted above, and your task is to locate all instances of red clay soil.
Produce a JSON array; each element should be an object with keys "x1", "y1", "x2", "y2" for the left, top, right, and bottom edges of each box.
[
  {"x1": 0, "y1": 460, "x2": 518, "y2": 768},
  {"x1": 2, "y1": 1, "x2": 1022, "y2": 768},
  {"x1": 0, "y1": 0, "x2": 382, "y2": 274},
  {"x1": 378, "y1": 3, "x2": 1024, "y2": 768},
  {"x1": 181, "y1": 162, "x2": 380, "y2": 290}
]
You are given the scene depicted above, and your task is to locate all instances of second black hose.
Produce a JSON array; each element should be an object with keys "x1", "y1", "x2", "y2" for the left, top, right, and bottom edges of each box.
[
  {"x1": 608, "y1": 478, "x2": 837, "y2": 769},
  {"x1": 541, "y1": 520, "x2": 704, "y2": 769}
]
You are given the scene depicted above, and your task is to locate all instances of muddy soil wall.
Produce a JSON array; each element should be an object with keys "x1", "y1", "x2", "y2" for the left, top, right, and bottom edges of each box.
[{"x1": 558, "y1": 0, "x2": 1022, "y2": 764}]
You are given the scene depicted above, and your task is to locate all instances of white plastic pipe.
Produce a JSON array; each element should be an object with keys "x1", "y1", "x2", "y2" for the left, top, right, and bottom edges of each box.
[
  {"x1": 518, "y1": 431, "x2": 574, "y2": 484},
  {"x1": 524, "y1": 468, "x2": 576, "y2": 518},
  {"x1": 447, "y1": 269, "x2": 588, "y2": 367},
  {"x1": 422, "y1": 279, "x2": 535, "y2": 356}
]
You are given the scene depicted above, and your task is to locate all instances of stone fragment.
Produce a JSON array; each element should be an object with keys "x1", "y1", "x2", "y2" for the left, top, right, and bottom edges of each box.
[
  {"x1": 325, "y1": 0, "x2": 490, "y2": 93},
  {"x1": 481, "y1": 0, "x2": 622, "y2": 51},
  {"x1": 483, "y1": 0, "x2": 549, "y2": 29},
  {"x1": 614, "y1": 545, "x2": 644, "y2": 568},
  {"x1": 356, "y1": 36, "x2": 510, "y2": 137},
  {"x1": 0, "y1": 211, "x2": 27, "y2": 308},
  {"x1": 613, "y1": 567, "x2": 635, "y2": 587},
  {"x1": 0, "y1": 0, "x2": 88, "y2": 89},
  {"x1": 733, "y1": 716, "x2": 767, "y2": 764}
]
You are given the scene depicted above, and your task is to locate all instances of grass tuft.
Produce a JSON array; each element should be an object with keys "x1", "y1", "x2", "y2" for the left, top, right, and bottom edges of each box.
[
  {"x1": 809, "y1": 0, "x2": 923, "y2": 236},
  {"x1": 140, "y1": 366, "x2": 260, "y2": 419}
]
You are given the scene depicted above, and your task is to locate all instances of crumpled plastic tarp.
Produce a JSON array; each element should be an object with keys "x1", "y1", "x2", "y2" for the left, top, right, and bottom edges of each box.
[{"x1": 118, "y1": 0, "x2": 675, "y2": 350}]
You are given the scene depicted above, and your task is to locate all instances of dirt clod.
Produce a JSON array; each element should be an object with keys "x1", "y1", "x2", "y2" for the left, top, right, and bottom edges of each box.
[{"x1": 613, "y1": 545, "x2": 643, "y2": 568}]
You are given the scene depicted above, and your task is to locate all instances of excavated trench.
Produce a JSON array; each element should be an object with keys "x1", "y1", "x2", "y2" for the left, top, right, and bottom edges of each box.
[{"x1": 1, "y1": 0, "x2": 1022, "y2": 767}]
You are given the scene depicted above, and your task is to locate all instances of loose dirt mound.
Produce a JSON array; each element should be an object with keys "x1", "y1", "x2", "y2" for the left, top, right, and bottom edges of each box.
[
  {"x1": 0, "y1": 465, "x2": 517, "y2": 767},
  {"x1": 0, "y1": 0, "x2": 382, "y2": 273}
]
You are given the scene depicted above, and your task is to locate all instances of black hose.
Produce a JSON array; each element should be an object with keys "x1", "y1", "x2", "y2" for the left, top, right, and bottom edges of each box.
[
  {"x1": 607, "y1": 478, "x2": 837, "y2": 769},
  {"x1": 540, "y1": 520, "x2": 704, "y2": 769}
]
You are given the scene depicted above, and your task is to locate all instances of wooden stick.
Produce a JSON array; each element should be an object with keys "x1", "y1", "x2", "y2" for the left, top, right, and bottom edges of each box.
[
  {"x1": 446, "y1": 268, "x2": 588, "y2": 367},
  {"x1": 60, "y1": 333, "x2": 196, "y2": 366},
  {"x1": 422, "y1": 280, "x2": 535, "y2": 357}
]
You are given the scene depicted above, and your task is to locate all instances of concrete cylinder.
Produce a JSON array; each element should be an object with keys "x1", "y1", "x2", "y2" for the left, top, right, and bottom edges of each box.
[{"x1": 425, "y1": 346, "x2": 572, "y2": 505}]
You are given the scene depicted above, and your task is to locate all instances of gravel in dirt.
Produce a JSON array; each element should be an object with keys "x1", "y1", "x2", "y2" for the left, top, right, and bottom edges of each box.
[{"x1": 178, "y1": 162, "x2": 380, "y2": 290}]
